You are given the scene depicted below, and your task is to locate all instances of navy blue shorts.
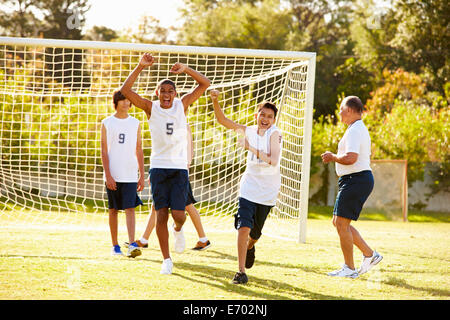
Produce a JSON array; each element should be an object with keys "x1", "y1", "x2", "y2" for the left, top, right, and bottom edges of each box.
[
  {"x1": 185, "y1": 180, "x2": 197, "y2": 206},
  {"x1": 234, "y1": 197, "x2": 273, "y2": 240},
  {"x1": 106, "y1": 182, "x2": 143, "y2": 210},
  {"x1": 150, "y1": 168, "x2": 189, "y2": 211},
  {"x1": 333, "y1": 170, "x2": 374, "y2": 221}
]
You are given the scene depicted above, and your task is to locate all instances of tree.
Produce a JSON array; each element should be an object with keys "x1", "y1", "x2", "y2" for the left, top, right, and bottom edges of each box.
[
  {"x1": 83, "y1": 26, "x2": 119, "y2": 42},
  {"x1": 0, "y1": 0, "x2": 44, "y2": 37}
]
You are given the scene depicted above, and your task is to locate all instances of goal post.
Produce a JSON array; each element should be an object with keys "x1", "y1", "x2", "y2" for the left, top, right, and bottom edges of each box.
[{"x1": 0, "y1": 36, "x2": 316, "y2": 242}]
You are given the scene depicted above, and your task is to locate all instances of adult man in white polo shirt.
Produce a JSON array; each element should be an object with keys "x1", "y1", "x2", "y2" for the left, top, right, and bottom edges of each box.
[{"x1": 321, "y1": 96, "x2": 383, "y2": 279}]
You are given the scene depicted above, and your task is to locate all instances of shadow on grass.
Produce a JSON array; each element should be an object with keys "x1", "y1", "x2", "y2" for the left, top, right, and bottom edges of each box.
[
  {"x1": 383, "y1": 276, "x2": 450, "y2": 297},
  {"x1": 169, "y1": 260, "x2": 347, "y2": 300}
]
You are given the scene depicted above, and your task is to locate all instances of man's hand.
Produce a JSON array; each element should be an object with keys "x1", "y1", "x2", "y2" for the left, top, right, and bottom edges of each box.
[{"x1": 321, "y1": 151, "x2": 335, "y2": 164}]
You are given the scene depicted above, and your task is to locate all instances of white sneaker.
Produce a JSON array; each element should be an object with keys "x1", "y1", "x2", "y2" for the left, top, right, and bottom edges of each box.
[
  {"x1": 126, "y1": 242, "x2": 142, "y2": 258},
  {"x1": 173, "y1": 225, "x2": 186, "y2": 253},
  {"x1": 160, "y1": 258, "x2": 173, "y2": 275},
  {"x1": 328, "y1": 264, "x2": 359, "y2": 279},
  {"x1": 358, "y1": 250, "x2": 383, "y2": 275}
]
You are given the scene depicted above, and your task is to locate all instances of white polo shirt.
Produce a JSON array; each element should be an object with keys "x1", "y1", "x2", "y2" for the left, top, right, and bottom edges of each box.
[{"x1": 335, "y1": 119, "x2": 372, "y2": 177}]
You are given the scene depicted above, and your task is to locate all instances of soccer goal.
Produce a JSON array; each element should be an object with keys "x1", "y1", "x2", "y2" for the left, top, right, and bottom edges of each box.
[{"x1": 0, "y1": 36, "x2": 316, "y2": 243}]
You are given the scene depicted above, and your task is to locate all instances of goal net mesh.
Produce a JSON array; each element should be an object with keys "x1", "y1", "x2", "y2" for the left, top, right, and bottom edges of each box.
[{"x1": 0, "y1": 38, "x2": 315, "y2": 241}]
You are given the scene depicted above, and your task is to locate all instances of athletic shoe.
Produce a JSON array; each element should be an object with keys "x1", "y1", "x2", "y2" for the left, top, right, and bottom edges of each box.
[
  {"x1": 126, "y1": 242, "x2": 142, "y2": 258},
  {"x1": 232, "y1": 272, "x2": 248, "y2": 284},
  {"x1": 160, "y1": 258, "x2": 173, "y2": 275},
  {"x1": 327, "y1": 264, "x2": 358, "y2": 279},
  {"x1": 358, "y1": 250, "x2": 383, "y2": 275},
  {"x1": 173, "y1": 226, "x2": 186, "y2": 253},
  {"x1": 245, "y1": 246, "x2": 255, "y2": 269},
  {"x1": 192, "y1": 240, "x2": 211, "y2": 251},
  {"x1": 111, "y1": 245, "x2": 124, "y2": 256},
  {"x1": 124, "y1": 240, "x2": 148, "y2": 249}
]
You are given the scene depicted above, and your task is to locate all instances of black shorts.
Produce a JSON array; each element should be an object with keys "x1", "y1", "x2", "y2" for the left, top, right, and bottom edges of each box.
[
  {"x1": 234, "y1": 197, "x2": 273, "y2": 240},
  {"x1": 333, "y1": 170, "x2": 374, "y2": 221},
  {"x1": 149, "y1": 168, "x2": 189, "y2": 211},
  {"x1": 106, "y1": 182, "x2": 143, "y2": 210}
]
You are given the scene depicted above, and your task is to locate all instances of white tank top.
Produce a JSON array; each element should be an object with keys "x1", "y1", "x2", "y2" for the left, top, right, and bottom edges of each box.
[
  {"x1": 102, "y1": 115, "x2": 140, "y2": 182},
  {"x1": 148, "y1": 98, "x2": 188, "y2": 169},
  {"x1": 239, "y1": 125, "x2": 282, "y2": 206}
]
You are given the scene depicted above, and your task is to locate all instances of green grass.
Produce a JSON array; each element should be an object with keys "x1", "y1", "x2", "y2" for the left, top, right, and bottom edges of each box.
[{"x1": 0, "y1": 209, "x2": 449, "y2": 300}]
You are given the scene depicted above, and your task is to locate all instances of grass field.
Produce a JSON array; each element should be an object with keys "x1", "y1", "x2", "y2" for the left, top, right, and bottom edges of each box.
[{"x1": 0, "y1": 207, "x2": 449, "y2": 300}]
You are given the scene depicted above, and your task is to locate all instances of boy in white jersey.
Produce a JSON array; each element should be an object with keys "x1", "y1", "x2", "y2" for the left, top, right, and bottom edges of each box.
[
  {"x1": 124, "y1": 124, "x2": 211, "y2": 251},
  {"x1": 210, "y1": 90, "x2": 282, "y2": 284},
  {"x1": 101, "y1": 90, "x2": 145, "y2": 258},
  {"x1": 120, "y1": 53, "x2": 210, "y2": 274}
]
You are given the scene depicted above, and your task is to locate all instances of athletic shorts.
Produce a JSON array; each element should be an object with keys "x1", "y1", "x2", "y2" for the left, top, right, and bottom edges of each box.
[
  {"x1": 234, "y1": 197, "x2": 273, "y2": 240},
  {"x1": 185, "y1": 180, "x2": 197, "y2": 206},
  {"x1": 106, "y1": 182, "x2": 143, "y2": 210},
  {"x1": 333, "y1": 170, "x2": 374, "y2": 221},
  {"x1": 149, "y1": 168, "x2": 189, "y2": 211}
]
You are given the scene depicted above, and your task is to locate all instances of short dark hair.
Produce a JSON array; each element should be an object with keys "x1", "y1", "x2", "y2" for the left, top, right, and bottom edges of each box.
[
  {"x1": 342, "y1": 96, "x2": 364, "y2": 113},
  {"x1": 257, "y1": 101, "x2": 278, "y2": 118},
  {"x1": 157, "y1": 79, "x2": 176, "y2": 91},
  {"x1": 113, "y1": 90, "x2": 127, "y2": 109}
]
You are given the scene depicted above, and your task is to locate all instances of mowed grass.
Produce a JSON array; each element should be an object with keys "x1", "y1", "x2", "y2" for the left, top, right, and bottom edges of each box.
[{"x1": 0, "y1": 210, "x2": 449, "y2": 300}]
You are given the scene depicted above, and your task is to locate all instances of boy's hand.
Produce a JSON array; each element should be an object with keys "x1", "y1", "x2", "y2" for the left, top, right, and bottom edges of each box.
[
  {"x1": 170, "y1": 62, "x2": 187, "y2": 74},
  {"x1": 210, "y1": 89, "x2": 220, "y2": 100},
  {"x1": 137, "y1": 176, "x2": 145, "y2": 192},
  {"x1": 237, "y1": 136, "x2": 249, "y2": 150},
  {"x1": 139, "y1": 53, "x2": 155, "y2": 68},
  {"x1": 106, "y1": 175, "x2": 117, "y2": 191}
]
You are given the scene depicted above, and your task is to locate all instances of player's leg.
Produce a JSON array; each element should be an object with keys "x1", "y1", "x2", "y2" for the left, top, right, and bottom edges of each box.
[
  {"x1": 155, "y1": 207, "x2": 171, "y2": 260},
  {"x1": 186, "y1": 204, "x2": 211, "y2": 250},
  {"x1": 125, "y1": 207, "x2": 142, "y2": 258},
  {"x1": 142, "y1": 205, "x2": 156, "y2": 240},
  {"x1": 109, "y1": 208, "x2": 119, "y2": 247},
  {"x1": 237, "y1": 226, "x2": 251, "y2": 273},
  {"x1": 349, "y1": 225, "x2": 372, "y2": 257},
  {"x1": 246, "y1": 204, "x2": 272, "y2": 269},
  {"x1": 169, "y1": 169, "x2": 189, "y2": 253},
  {"x1": 335, "y1": 216, "x2": 354, "y2": 269}
]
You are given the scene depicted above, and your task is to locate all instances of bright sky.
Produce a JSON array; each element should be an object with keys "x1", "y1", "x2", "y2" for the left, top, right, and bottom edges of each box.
[{"x1": 83, "y1": 0, "x2": 185, "y2": 34}]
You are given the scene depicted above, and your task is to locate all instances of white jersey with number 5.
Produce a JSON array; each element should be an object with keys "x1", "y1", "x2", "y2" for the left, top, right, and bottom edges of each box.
[
  {"x1": 239, "y1": 125, "x2": 282, "y2": 206},
  {"x1": 102, "y1": 115, "x2": 140, "y2": 182},
  {"x1": 148, "y1": 98, "x2": 188, "y2": 169}
]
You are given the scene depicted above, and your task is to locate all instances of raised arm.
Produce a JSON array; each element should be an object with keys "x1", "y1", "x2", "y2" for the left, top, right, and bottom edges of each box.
[
  {"x1": 210, "y1": 90, "x2": 246, "y2": 133},
  {"x1": 170, "y1": 63, "x2": 210, "y2": 111},
  {"x1": 120, "y1": 53, "x2": 154, "y2": 119}
]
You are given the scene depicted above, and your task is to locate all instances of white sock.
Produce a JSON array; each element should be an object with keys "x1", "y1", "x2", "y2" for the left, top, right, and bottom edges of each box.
[
  {"x1": 139, "y1": 237, "x2": 148, "y2": 244},
  {"x1": 199, "y1": 237, "x2": 208, "y2": 243}
]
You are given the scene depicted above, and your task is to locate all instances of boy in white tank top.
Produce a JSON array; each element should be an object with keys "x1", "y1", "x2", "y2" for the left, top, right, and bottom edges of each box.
[
  {"x1": 210, "y1": 90, "x2": 283, "y2": 284},
  {"x1": 120, "y1": 53, "x2": 210, "y2": 274},
  {"x1": 101, "y1": 90, "x2": 145, "y2": 258}
]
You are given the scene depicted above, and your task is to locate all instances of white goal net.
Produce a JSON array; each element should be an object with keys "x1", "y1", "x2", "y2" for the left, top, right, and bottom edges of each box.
[{"x1": 0, "y1": 37, "x2": 315, "y2": 242}]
